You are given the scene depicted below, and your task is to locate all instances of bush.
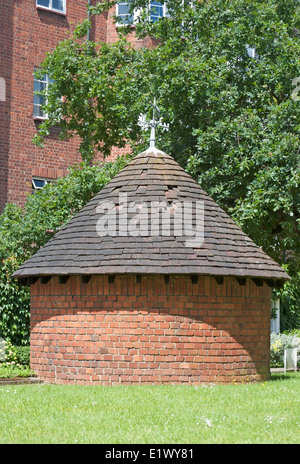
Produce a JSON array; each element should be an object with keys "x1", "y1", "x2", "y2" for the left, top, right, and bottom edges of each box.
[
  {"x1": 0, "y1": 339, "x2": 33, "y2": 378},
  {"x1": 0, "y1": 339, "x2": 26, "y2": 367},
  {"x1": 270, "y1": 332, "x2": 300, "y2": 368},
  {"x1": 277, "y1": 272, "x2": 300, "y2": 332},
  {"x1": 0, "y1": 257, "x2": 30, "y2": 345},
  {"x1": 283, "y1": 328, "x2": 300, "y2": 337},
  {"x1": 0, "y1": 339, "x2": 17, "y2": 365},
  {"x1": 0, "y1": 364, "x2": 35, "y2": 379},
  {"x1": 14, "y1": 345, "x2": 30, "y2": 366}
]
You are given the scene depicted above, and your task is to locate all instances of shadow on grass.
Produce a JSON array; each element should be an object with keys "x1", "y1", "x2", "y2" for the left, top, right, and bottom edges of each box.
[{"x1": 270, "y1": 371, "x2": 300, "y2": 381}]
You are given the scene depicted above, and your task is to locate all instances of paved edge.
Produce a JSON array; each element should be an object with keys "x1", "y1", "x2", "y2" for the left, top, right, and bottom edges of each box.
[{"x1": 0, "y1": 377, "x2": 43, "y2": 385}]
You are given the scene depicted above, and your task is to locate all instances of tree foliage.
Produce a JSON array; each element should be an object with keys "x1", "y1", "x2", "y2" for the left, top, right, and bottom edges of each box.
[{"x1": 32, "y1": 0, "x2": 299, "y2": 320}]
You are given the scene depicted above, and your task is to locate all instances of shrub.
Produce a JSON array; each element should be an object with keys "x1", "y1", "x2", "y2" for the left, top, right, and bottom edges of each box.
[
  {"x1": 14, "y1": 345, "x2": 30, "y2": 366},
  {"x1": 277, "y1": 271, "x2": 300, "y2": 332},
  {"x1": 270, "y1": 332, "x2": 300, "y2": 368},
  {"x1": 283, "y1": 329, "x2": 300, "y2": 337},
  {"x1": 0, "y1": 339, "x2": 18, "y2": 367},
  {"x1": 0, "y1": 257, "x2": 30, "y2": 345},
  {"x1": 0, "y1": 339, "x2": 33, "y2": 378},
  {"x1": 0, "y1": 364, "x2": 35, "y2": 379}
]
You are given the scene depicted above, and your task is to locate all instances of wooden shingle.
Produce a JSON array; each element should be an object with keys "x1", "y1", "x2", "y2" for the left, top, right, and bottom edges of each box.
[{"x1": 12, "y1": 148, "x2": 289, "y2": 281}]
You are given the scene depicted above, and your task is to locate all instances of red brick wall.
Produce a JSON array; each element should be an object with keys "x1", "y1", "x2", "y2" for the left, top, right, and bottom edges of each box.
[
  {"x1": 30, "y1": 275, "x2": 272, "y2": 385},
  {"x1": 0, "y1": 1, "x2": 159, "y2": 212},
  {"x1": 0, "y1": 0, "x2": 111, "y2": 212},
  {"x1": 0, "y1": 0, "x2": 13, "y2": 210}
]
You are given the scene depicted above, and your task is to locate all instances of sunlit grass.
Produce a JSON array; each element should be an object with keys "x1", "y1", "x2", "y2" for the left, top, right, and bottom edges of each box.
[{"x1": 0, "y1": 372, "x2": 299, "y2": 444}]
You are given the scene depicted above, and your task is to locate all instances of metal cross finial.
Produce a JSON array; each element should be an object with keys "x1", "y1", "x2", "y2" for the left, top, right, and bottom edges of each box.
[{"x1": 138, "y1": 98, "x2": 169, "y2": 148}]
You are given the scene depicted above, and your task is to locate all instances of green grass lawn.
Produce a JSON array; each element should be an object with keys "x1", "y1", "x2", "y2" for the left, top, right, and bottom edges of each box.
[{"x1": 0, "y1": 373, "x2": 299, "y2": 444}]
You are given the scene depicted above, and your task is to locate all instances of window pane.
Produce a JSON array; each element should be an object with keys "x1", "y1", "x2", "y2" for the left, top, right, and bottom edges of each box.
[
  {"x1": 33, "y1": 80, "x2": 40, "y2": 92},
  {"x1": 34, "y1": 79, "x2": 45, "y2": 106},
  {"x1": 118, "y1": 4, "x2": 130, "y2": 15},
  {"x1": 52, "y1": 0, "x2": 64, "y2": 11},
  {"x1": 32, "y1": 178, "x2": 46, "y2": 189},
  {"x1": 37, "y1": 0, "x2": 50, "y2": 7},
  {"x1": 39, "y1": 81, "x2": 47, "y2": 92},
  {"x1": 118, "y1": 2, "x2": 134, "y2": 24},
  {"x1": 33, "y1": 94, "x2": 44, "y2": 106},
  {"x1": 150, "y1": 1, "x2": 163, "y2": 22},
  {"x1": 33, "y1": 104, "x2": 45, "y2": 118},
  {"x1": 33, "y1": 73, "x2": 48, "y2": 119}
]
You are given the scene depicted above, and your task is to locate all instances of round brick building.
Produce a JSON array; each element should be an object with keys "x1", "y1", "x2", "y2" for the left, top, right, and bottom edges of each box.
[{"x1": 13, "y1": 147, "x2": 289, "y2": 384}]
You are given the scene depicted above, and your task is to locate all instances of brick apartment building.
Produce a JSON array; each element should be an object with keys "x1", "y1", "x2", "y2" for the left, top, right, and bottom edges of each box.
[{"x1": 0, "y1": 1, "x2": 163, "y2": 212}]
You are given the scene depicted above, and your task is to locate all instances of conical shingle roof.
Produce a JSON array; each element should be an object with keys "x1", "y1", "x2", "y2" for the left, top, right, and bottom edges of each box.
[{"x1": 13, "y1": 147, "x2": 289, "y2": 281}]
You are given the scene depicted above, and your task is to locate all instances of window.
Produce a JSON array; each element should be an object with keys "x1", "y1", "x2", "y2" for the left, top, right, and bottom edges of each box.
[
  {"x1": 36, "y1": 0, "x2": 66, "y2": 15},
  {"x1": 32, "y1": 178, "x2": 51, "y2": 192},
  {"x1": 33, "y1": 71, "x2": 53, "y2": 119},
  {"x1": 117, "y1": 1, "x2": 166, "y2": 25},
  {"x1": 150, "y1": 2, "x2": 166, "y2": 23},
  {"x1": 117, "y1": 1, "x2": 134, "y2": 25}
]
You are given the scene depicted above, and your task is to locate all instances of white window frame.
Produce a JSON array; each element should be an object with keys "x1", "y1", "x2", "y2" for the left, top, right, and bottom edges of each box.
[
  {"x1": 33, "y1": 71, "x2": 53, "y2": 120},
  {"x1": 116, "y1": 1, "x2": 167, "y2": 26},
  {"x1": 149, "y1": 2, "x2": 168, "y2": 23},
  {"x1": 36, "y1": 0, "x2": 66, "y2": 15},
  {"x1": 116, "y1": 1, "x2": 141, "y2": 25},
  {"x1": 271, "y1": 299, "x2": 280, "y2": 334},
  {"x1": 32, "y1": 177, "x2": 51, "y2": 192}
]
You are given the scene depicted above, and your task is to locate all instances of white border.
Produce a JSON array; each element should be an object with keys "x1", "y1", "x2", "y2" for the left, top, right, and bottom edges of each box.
[{"x1": 36, "y1": 0, "x2": 66, "y2": 16}]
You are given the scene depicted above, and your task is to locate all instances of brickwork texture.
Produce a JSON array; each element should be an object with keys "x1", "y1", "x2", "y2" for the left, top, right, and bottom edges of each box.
[{"x1": 30, "y1": 274, "x2": 272, "y2": 385}]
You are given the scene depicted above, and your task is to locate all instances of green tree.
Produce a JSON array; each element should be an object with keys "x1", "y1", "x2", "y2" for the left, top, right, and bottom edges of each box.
[{"x1": 33, "y1": 0, "x2": 299, "y2": 323}]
